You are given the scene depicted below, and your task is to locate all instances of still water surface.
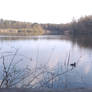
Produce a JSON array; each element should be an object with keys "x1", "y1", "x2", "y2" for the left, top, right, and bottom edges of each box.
[{"x1": 0, "y1": 35, "x2": 92, "y2": 88}]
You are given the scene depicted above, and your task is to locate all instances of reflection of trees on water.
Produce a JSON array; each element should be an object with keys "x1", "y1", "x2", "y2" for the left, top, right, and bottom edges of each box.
[
  {"x1": 0, "y1": 35, "x2": 61, "y2": 41},
  {"x1": 70, "y1": 35, "x2": 92, "y2": 49},
  {"x1": 0, "y1": 35, "x2": 69, "y2": 42},
  {"x1": 0, "y1": 35, "x2": 92, "y2": 49}
]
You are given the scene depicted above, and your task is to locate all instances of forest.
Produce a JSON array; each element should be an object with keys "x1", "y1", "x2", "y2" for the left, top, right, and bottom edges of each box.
[{"x1": 0, "y1": 15, "x2": 92, "y2": 35}]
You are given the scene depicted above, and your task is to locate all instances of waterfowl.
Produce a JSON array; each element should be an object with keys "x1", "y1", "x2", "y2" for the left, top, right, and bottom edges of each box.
[{"x1": 70, "y1": 62, "x2": 76, "y2": 67}]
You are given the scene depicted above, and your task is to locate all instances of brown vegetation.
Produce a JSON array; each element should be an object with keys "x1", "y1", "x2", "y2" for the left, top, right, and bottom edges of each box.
[{"x1": 0, "y1": 15, "x2": 92, "y2": 35}]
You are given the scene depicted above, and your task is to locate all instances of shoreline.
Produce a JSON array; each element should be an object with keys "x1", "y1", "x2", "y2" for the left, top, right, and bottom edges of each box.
[{"x1": 0, "y1": 88, "x2": 92, "y2": 92}]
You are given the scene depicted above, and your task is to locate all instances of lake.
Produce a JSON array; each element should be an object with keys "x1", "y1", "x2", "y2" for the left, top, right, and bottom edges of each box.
[{"x1": 0, "y1": 35, "x2": 92, "y2": 88}]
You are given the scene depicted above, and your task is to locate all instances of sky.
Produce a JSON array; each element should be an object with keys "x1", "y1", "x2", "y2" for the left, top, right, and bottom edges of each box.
[{"x1": 0, "y1": 0, "x2": 92, "y2": 24}]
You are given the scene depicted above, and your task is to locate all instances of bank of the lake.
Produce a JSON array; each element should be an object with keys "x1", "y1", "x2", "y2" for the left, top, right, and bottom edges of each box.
[{"x1": 0, "y1": 88, "x2": 92, "y2": 92}]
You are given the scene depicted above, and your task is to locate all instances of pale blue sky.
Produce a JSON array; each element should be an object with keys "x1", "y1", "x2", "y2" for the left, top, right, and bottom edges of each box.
[{"x1": 0, "y1": 0, "x2": 92, "y2": 23}]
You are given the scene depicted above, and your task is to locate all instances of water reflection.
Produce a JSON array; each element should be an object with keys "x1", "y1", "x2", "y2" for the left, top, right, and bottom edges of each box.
[
  {"x1": 0, "y1": 35, "x2": 92, "y2": 88},
  {"x1": 71, "y1": 35, "x2": 92, "y2": 49}
]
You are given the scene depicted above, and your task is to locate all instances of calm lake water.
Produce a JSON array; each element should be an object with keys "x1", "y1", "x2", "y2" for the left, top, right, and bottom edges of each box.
[{"x1": 0, "y1": 35, "x2": 92, "y2": 88}]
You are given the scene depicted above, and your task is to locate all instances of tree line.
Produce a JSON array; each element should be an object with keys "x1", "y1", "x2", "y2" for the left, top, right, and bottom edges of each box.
[{"x1": 0, "y1": 15, "x2": 92, "y2": 35}]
